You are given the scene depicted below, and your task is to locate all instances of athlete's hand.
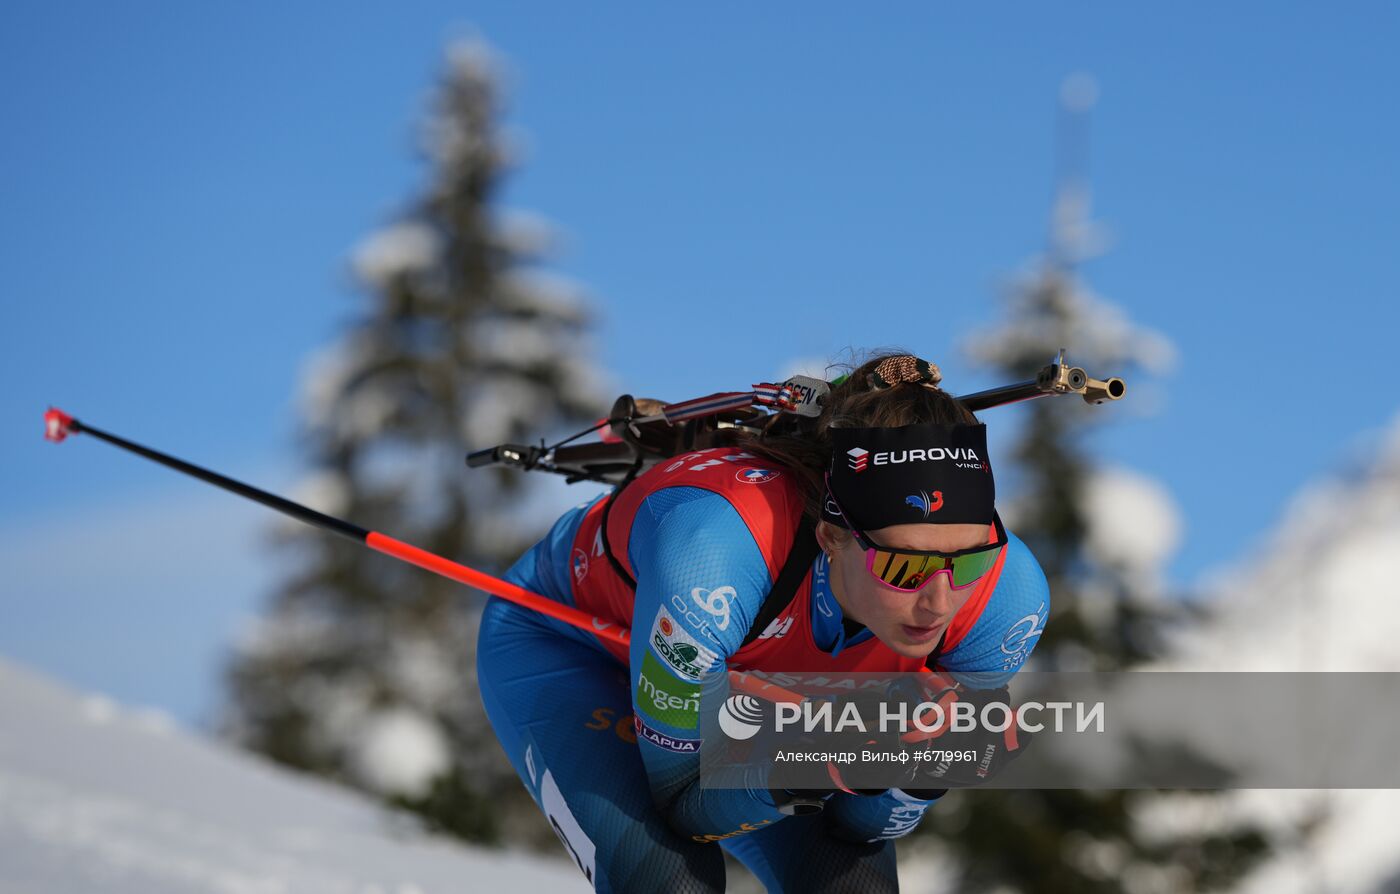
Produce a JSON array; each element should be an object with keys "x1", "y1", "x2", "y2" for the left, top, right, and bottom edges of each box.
[
  {"x1": 759, "y1": 690, "x2": 902, "y2": 796},
  {"x1": 822, "y1": 687, "x2": 912, "y2": 794},
  {"x1": 901, "y1": 684, "x2": 1032, "y2": 788}
]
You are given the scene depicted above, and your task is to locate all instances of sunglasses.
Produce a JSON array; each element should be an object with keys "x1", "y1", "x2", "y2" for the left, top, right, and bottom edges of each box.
[{"x1": 824, "y1": 473, "x2": 1007, "y2": 593}]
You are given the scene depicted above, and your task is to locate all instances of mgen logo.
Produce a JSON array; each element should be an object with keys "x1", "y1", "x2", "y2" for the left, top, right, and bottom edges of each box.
[{"x1": 848, "y1": 448, "x2": 870, "y2": 472}]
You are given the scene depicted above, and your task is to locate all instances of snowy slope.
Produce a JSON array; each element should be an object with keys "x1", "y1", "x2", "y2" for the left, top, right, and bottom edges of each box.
[
  {"x1": 1167, "y1": 415, "x2": 1400, "y2": 675},
  {"x1": 0, "y1": 657, "x2": 584, "y2": 894},
  {"x1": 1155, "y1": 413, "x2": 1400, "y2": 894}
]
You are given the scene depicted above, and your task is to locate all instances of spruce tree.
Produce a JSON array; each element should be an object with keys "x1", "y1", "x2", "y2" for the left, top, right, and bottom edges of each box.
[
  {"x1": 919, "y1": 76, "x2": 1271, "y2": 892},
  {"x1": 222, "y1": 40, "x2": 603, "y2": 847}
]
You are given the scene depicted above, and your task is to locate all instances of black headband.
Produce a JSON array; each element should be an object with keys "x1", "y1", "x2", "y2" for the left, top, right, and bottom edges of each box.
[{"x1": 822, "y1": 424, "x2": 996, "y2": 529}]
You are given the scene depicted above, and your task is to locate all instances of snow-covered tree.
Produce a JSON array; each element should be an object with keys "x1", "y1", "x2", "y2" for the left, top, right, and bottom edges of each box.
[
  {"x1": 221, "y1": 39, "x2": 605, "y2": 846},
  {"x1": 1161, "y1": 415, "x2": 1400, "y2": 894},
  {"x1": 920, "y1": 75, "x2": 1271, "y2": 893}
]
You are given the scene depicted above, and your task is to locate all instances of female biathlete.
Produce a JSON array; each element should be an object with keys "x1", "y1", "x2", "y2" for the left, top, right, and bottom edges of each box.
[{"x1": 476, "y1": 354, "x2": 1050, "y2": 892}]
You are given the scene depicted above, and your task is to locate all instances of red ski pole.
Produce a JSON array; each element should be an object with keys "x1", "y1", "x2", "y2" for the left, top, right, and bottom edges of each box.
[
  {"x1": 42, "y1": 407, "x2": 629, "y2": 650},
  {"x1": 42, "y1": 408, "x2": 807, "y2": 705}
]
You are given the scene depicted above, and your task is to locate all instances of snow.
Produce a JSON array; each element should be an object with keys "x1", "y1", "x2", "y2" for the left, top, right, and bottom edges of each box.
[
  {"x1": 1151, "y1": 411, "x2": 1400, "y2": 894},
  {"x1": 383, "y1": 638, "x2": 460, "y2": 708},
  {"x1": 1082, "y1": 465, "x2": 1184, "y2": 593},
  {"x1": 0, "y1": 479, "x2": 287, "y2": 726},
  {"x1": 0, "y1": 656, "x2": 584, "y2": 893},
  {"x1": 965, "y1": 277, "x2": 1177, "y2": 380},
  {"x1": 352, "y1": 222, "x2": 442, "y2": 287},
  {"x1": 459, "y1": 378, "x2": 542, "y2": 449},
  {"x1": 349, "y1": 708, "x2": 451, "y2": 799},
  {"x1": 297, "y1": 341, "x2": 360, "y2": 433},
  {"x1": 424, "y1": 40, "x2": 514, "y2": 171},
  {"x1": 290, "y1": 470, "x2": 352, "y2": 521},
  {"x1": 472, "y1": 318, "x2": 560, "y2": 368},
  {"x1": 496, "y1": 269, "x2": 589, "y2": 323},
  {"x1": 551, "y1": 350, "x2": 614, "y2": 411},
  {"x1": 493, "y1": 210, "x2": 557, "y2": 260},
  {"x1": 1167, "y1": 412, "x2": 1400, "y2": 674},
  {"x1": 443, "y1": 39, "x2": 498, "y2": 96}
]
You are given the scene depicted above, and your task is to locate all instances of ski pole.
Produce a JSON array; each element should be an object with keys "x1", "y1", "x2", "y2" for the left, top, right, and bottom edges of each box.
[
  {"x1": 41, "y1": 408, "x2": 805, "y2": 705},
  {"x1": 41, "y1": 407, "x2": 630, "y2": 651}
]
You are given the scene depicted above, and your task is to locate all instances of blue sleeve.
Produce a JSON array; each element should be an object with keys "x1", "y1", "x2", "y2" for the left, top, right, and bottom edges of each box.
[
  {"x1": 823, "y1": 788, "x2": 944, "y2": 842},
  {"x1": 627, "y1": 487, "x2": 788, "y2": 838},
  {"x1": 937, "y1": 532, "x2": 1050, "y2": 688}
]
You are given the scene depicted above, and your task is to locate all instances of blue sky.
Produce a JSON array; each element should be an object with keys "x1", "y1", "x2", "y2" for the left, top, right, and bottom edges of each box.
[{"x1": 3, "y1": 2, "x2": 1397, "y2": 724}]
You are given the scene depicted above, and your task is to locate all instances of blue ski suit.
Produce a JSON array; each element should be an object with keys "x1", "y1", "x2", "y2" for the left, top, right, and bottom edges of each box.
[{"x1": 477, "y1": 450, "x2": 1049, "y2": 892}]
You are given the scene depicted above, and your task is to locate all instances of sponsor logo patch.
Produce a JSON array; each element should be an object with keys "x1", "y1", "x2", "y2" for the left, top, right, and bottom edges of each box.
[
  {"x1": 670, "y1": 593, "x2": 723, "y2": 645},
  {"x1": 584, "y1": 707, "x2": 637, "y2": 744},
  {"x1": 637, "y1": 652, "x2": 701, "y2": 728},
  {"x1": 758, "y1": 615, "x2": 794, "y2": 639},
  {"x1": 999, "y1": 601, "x2": 1047, "y2": 670},
  {"x1": 692, "y1": 585, "x2": 735, "y2": 631},
  {"x1": 905, "y1": 490, "x2": 944, "y2": 518},
  {"x1": 692, "y1": 819, "x2": 774, "y2": 843},
  {"x1": 736, "y1": 467, "x2": 781, "y2": 485},
  {"x1": 650, "y1": 606, "x2": 719, "y2": 681},
  {"x1": 880, "y1": 789, "x2": 934, "y2": 839},
  {"x1": 848, "y1": 447, "x2": 870, "y2": 472},
  {"x1": 571, "y1": 547, "x2": 590, "y2": 583},
  {"x1": 633, "y1": 715, "x2": 702, "y2": 754},
  {"x1": 867, "y1": 446, "x2": 983, "y2": 468}
]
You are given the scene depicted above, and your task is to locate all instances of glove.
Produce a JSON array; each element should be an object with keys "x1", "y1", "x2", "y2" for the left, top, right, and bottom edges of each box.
[
  {"x1": 900, "y1": 684, "x2": 1032, "y2": 788},
  {"x1": 761, "y1": 689, "x2": 902, "y2": 798},
  {"x1": 822, "y1": 687, "x2": 909, "y2": 795}
]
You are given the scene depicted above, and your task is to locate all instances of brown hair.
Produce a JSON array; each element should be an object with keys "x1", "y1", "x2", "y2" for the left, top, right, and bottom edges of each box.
[{"x1": 737, "y1": 352, "x2": 978, "y2": 523}]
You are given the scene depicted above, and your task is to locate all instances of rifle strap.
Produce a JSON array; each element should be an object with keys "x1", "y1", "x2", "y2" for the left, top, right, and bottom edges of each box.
[{"x1": 740, "y1": 515, "x2": 820, "y2": 648}]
